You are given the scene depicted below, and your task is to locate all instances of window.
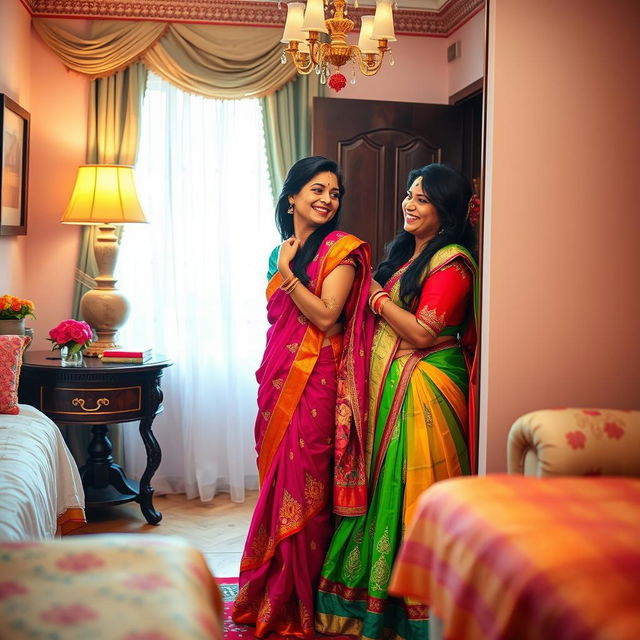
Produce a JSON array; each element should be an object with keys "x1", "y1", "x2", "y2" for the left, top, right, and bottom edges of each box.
[{"x1": 117, "y1": 73, "x2": 280, "y2": 501}]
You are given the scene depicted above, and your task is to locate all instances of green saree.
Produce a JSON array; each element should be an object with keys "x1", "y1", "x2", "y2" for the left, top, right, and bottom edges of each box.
[{"x1": 316, "y1": 245, "x2": 477, "y2": 640}]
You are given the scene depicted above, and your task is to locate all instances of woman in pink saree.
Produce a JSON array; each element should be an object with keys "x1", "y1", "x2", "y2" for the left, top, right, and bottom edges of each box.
[{"x1": 232, "y1": 157, "x2": 374, "y2": 637}]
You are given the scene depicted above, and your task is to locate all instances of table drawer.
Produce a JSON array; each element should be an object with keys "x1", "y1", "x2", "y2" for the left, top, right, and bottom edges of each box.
[{"x1": 40, "y1": 385, "x2": 142, "y2": 418}]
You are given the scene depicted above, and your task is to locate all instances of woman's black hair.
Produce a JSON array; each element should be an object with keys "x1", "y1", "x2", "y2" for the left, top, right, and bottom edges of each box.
[
  {"x1": 275, "y1": 156, "x2": 345, "y2": 285},
  {"x1": 374, "y1": 163, "x2": 476, "y2": 306}
]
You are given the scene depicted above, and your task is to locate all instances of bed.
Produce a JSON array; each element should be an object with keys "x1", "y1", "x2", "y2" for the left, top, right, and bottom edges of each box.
[
  {"x1": 389, "y1": 473, "x2": 640, "y2": 640},
  {"x1": 0, "y1": 403, "x2": 85, "y2": 540}
]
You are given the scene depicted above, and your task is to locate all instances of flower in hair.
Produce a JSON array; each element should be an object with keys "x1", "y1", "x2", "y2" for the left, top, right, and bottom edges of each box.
[
  {"x1": 328, "y1": 73, "x2": 347, "y2": 93},
  {"x1": 467, "y1": 194, "x2": 481, "y2": 226}
]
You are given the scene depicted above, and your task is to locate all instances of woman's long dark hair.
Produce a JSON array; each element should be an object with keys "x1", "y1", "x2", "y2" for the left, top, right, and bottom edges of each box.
[
  {"x1": 374, "y1": 163, "x2": 476, "y2": 306},
  {"x1": 275, "y1": 156, "x2": 345, "y2": 285}
]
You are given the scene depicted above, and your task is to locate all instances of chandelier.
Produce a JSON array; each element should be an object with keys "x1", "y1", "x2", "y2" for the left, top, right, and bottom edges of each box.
[{"x1": 280, "y1": 0, "x2": 397, "y2": 90}]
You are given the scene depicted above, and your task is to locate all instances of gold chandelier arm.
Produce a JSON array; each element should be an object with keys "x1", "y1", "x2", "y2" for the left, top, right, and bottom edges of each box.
[
  {"x1": 286, "y1": 43, "x2": 315, "y2": 75},
  {"x1": 352, "y1": 42, "x2": 389, "y2": 76}
]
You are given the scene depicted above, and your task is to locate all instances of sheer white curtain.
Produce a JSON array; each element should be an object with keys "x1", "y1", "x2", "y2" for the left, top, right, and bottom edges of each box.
[{"x1": 116, "y1": 72, "x2": 280, "y2": 502}]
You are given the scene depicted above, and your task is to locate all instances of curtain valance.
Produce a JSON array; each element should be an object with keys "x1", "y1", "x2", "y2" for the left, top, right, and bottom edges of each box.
[{"x1": 33, "y1": 19, "x2": 297, "y2": 98}]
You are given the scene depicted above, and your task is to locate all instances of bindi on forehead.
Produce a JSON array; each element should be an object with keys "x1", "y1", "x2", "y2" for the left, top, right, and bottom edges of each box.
[{"x1": 312, "y1": 172, "x2": 338, "y2": 187}]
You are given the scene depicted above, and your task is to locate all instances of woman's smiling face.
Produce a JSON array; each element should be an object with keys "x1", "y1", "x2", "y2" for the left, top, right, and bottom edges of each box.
[
  {"x1": 402, "y1": 175, "x2": 441, "y2": 243},
  {"x1": 289, "y1": 171, "x2": 340, "y2": 232}
]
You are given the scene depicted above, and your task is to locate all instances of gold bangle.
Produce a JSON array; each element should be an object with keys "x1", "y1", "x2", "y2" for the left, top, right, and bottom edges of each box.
[
  {"x1": 282, "y1": 277, "x2": 299, "y2": 294},
  {"x1": 280, "y1": 275, "x2": 295, "y2": 290},
  {"x1": 285, "y1": 279, "x2": 300, "y2": 295}
]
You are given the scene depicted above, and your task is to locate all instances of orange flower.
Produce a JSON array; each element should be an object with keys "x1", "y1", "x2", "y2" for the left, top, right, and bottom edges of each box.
[{"x1": 0, "y1": 294, "x2": 35, "y2": 320}]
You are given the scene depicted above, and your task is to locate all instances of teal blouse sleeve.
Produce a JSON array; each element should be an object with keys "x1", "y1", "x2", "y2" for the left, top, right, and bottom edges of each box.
[{"x1": 267, "y1": 245, "x2": 280, "y2": 280}]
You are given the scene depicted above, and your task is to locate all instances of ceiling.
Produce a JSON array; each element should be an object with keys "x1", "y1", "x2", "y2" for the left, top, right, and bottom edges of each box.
[{"x1": 24, "y1": 0, "x2": 484, "y2": 36}]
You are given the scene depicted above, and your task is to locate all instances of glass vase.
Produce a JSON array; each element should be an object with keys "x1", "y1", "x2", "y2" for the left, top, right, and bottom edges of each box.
[{"x1": 60, "y1": 345, "x2": 83, "y2": 367}]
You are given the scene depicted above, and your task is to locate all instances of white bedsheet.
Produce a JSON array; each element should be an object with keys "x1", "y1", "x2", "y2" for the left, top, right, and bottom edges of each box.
[{"x1": 0, "y1": 404, "x2": 85, "y2": 540}]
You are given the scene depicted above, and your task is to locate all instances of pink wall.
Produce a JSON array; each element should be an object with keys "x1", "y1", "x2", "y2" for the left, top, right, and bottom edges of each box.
[
  {"x1": 0, "y1": 2, "x2": 88, "y2": 347},
  {"x1": 446, "y1": 9, "x2": 485, "y2": 97},
  {"x1": 479, "y1": 0, "x2": 640, "y2": 472},
  {"x1": 26, "y1": 22, "x2": 89, "y2": 349},
  {"x1": 330, "y1": 12, "x2": 485, "y2": 104},
  {"x1": 0, "y1": 0, "x2": 31, "y2": 295},
  {"x1": 333, "y1": 33, "x2": 449, "y2": 103}
]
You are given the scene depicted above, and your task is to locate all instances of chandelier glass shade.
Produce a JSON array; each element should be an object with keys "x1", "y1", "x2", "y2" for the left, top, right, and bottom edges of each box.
[{"x1": 280, "y1": 0, "x2": 397, "y2": 85}]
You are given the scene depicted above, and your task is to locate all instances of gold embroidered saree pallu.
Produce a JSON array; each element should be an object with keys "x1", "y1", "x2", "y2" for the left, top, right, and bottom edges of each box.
[{"x1": 233, "y1": 231, "x2": 373, "y2": 638}]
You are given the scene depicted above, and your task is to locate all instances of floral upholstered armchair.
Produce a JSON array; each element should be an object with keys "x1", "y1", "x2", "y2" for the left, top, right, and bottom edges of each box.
[{"x1": 507, "y1": 408, "x2": 640, "y2": 477}]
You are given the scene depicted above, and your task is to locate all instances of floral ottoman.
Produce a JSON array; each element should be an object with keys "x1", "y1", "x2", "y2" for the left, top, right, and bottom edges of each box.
[{"x1": 0, "y1": 534, "x2": 223, "y2": 639}]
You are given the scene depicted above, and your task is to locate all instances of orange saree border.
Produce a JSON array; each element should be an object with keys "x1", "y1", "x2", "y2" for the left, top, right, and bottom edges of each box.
[{"x1": 257, "y1": 234, "x2": 367, "y2": 485}]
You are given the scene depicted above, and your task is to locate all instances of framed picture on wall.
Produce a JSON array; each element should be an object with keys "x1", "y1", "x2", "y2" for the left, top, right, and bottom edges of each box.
[{"x1": 0, "y1": 94, "x2": 30, "y2": 236}]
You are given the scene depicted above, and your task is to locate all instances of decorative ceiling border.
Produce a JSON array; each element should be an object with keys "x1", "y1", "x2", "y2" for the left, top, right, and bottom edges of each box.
[{"x1": 25, "y1": 0, "x2": 484, "y2": 36}]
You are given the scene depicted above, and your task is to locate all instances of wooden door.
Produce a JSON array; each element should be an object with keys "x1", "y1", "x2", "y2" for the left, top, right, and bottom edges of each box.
[{"x1": 312, "y1": 96, "x2": 479, "y2": 264}]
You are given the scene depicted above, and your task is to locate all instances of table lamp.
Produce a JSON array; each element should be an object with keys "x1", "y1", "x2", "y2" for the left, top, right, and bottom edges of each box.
[{"x1": 61, "y1": 164, "x2": 147, "y2": 356}]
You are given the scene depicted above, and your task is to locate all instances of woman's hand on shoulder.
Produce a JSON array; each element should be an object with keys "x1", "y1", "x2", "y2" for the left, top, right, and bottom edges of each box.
[{"x1": 278, "y1": 238, "x2": 300, "y2": 275}]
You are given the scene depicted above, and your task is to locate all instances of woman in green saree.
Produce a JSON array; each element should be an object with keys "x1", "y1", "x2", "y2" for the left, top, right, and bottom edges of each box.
[{"x1": 316, "y1": 164, "x2": 479, "y2": 640}]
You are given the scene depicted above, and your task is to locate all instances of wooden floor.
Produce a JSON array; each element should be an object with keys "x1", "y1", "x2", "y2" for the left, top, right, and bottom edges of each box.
[{"x1": 69, "y1": 491, "x2": 259, "y2": 578}]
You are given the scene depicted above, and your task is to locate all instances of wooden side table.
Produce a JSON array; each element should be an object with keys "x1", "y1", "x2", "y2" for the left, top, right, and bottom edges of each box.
[{"x1": 18, "y1": 351, "x2": 173, "y2": 525}]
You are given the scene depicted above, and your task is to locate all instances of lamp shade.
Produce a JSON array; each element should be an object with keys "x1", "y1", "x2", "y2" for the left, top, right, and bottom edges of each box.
[
  {"x1": 281, "y1": 2, "x2": 308, "y2": 43},
  {"x1": 61, "y1": 165, "x2": 147, "y2": 225},
  {"x1": 371, "y1": 0, "x2": 397, "y2": 42},
  {"x1": 358, "y1": 15, "x2": 379, "y2": 54},
  {"x1": 301, "y1": 0, "x2": 328, "y2": 34}
]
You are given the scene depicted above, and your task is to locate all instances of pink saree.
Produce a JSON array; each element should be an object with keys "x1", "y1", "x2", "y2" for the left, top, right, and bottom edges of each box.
[{"x1": 232, "y1": 231, "x2": 374, "y2": 638}]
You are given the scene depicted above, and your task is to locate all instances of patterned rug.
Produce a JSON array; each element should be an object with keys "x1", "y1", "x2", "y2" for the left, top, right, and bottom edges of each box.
[
  {"x1": 219, "y1": 578, "x2": 255, "y2": 639},
  {"x1": 219, "y1": 578, "x2": 352, "y2": 640}
]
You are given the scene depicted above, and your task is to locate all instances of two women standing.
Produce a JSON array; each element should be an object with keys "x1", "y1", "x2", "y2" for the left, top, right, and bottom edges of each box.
[{"x1": 233, "y1": 157, "x2": 478, "y2": 639}]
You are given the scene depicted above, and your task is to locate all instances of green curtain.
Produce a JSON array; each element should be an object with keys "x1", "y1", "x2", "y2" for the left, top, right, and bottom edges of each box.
[
  {"x1": 72, "y1": 62, "x2": 148, "y2": 318},
  {"x1": 64, "y1": 63, "x2": 148, "y2": 467},
  {"x1": 260, "y1": 75, "x2": 326, "y2": 204}
]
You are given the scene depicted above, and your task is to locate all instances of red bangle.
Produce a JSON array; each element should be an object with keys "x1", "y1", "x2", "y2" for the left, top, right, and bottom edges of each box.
[
  {"x1": 370, "y1": 291, "x2": 391, "y2": 316},
  {"x1": 375, "y1": 294, "x2": 391, "y2": 315}
]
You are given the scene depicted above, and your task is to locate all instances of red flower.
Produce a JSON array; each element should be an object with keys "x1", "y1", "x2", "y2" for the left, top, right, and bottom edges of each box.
[
  {"x1": 604, "y1": 421, "x2": 625, "y2": 439},
  {"x1": 56, "y1": 553, "x2": 104, "y2": 572},
  {"x1": 467, "y1": 194, "x2": 481, "y2": 226},
  {"x1": 328, "y1": 73, "x2": 347, "y2": 93},
  {"x1": 0, "y1": 581, "x2": 28, "y2": 600},
  {"x1": 40, "y1": 603, "x2": 98, "y2": 625},
  {"x1": 566, "y1": 431, "x2": 586, "y2": 449}
]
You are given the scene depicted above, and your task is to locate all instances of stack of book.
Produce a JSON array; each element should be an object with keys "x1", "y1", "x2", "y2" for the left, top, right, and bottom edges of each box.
[{"x1": 101, "y1": 348, "x2": 153, "y2": 364}]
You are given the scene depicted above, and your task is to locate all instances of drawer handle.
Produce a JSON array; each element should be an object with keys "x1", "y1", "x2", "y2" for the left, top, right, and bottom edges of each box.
[{"x1": 72, "y1": 397, "x2": 110, "y2": 412}]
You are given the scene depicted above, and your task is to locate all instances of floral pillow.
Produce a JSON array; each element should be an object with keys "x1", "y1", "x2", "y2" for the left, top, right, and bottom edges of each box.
[{"x1": 0, "y1": 334, "x2": 31, "y2": 414}]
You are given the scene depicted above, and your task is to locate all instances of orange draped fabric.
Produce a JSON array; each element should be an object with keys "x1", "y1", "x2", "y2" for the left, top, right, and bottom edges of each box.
[{"x1": 390, "y1": 474, "x2": 640, "y2": 640}]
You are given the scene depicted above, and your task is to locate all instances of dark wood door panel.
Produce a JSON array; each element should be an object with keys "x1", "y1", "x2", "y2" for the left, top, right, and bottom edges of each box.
[
  {"x1": 313, "y1": 97, "x2": 467, "y2": 264},
  {"x1": 337, "y1": 135, "x2": 384, "y2": 250}
]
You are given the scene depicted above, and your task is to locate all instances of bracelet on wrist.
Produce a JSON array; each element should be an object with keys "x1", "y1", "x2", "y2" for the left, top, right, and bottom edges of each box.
[
  {"x1": 281, "y1": 276, "x2": 300, "y2": 294},
  {"x1": 369, "y1": 290, "x2": 391, "y2": 315},
  {"x1": 375, "y1": 295, "x2": 391, "y2": 315}
]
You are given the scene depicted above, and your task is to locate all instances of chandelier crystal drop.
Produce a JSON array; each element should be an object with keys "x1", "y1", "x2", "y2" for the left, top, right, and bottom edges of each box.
[{"x1": 280, "y1": 0, "x2": 397, "y2": 83}]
